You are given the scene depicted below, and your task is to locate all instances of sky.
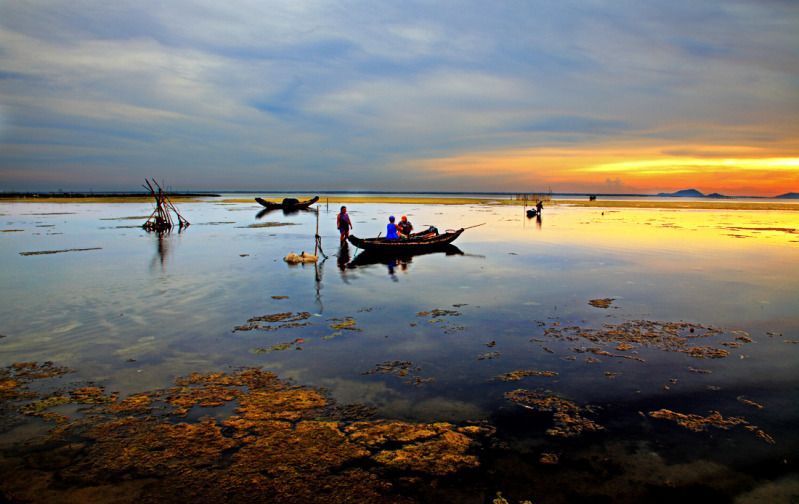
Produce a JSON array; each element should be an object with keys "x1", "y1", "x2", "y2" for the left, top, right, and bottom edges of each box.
[{"x1": 0, "y1": 1, "x2": 797, "y2": 195}]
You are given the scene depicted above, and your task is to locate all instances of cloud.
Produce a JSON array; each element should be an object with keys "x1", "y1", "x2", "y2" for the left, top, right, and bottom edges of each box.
[{"x1": 0, "y1": 0, "x2": 797, "y2": 192}]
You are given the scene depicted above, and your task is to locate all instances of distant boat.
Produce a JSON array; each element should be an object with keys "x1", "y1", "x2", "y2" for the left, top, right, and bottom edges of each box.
[
  {"x1": 255, "y1": 196, "x2": 319, "y2": 211},
  {"x1": 348, "y1": 226, "x2": 465, "y2": 253}
]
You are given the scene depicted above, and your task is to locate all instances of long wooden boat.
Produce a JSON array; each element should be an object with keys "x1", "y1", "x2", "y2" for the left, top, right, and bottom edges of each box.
[
  {"x1": 347, "y1": 226, "x2": 464, "y2": 253},
  {"x1": 255, "y1": 196, "x2": 319, "y2": 211}
]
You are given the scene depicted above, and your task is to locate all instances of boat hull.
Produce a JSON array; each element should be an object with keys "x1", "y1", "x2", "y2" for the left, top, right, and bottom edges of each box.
[
  {"x1": 347, "y1": 228, "x2": 464, "y2": 253},
  {"x1": 255, "y1": 196, "x2": 319, "y2": 210}
]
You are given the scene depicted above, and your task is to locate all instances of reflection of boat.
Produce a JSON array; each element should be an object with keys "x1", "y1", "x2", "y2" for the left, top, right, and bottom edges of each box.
[
  {"x1": 256, "y1": 207, "x2": 316, "y2": 219},
  {"x1": 255, "y1": 196, "x2": 319, "y2": 211},
  {"x1": 348, "y1": 227, "x2": 464, "y2": 253},
  {"x1": 348, "y1": 245, "x2": 463, "y2": 268}
]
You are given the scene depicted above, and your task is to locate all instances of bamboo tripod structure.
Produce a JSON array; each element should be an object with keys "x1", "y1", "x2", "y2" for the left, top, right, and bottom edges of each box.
[{"x1": 142, "y1": 179, "x2": 190, "y2": 232}]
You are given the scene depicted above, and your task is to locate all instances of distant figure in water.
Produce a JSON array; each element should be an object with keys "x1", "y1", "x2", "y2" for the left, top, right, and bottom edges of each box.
[
  {"x1": 336, "y1": 206, "x2": 352, "y2": 243},
  {"x1": 398, "y1": 215, "x2": 413, "y2": 238},
  {"x1": 536, "y1": 201, "x2": 544, "y2": 214},
  {"x1": 386, "y1": 215, "x2": 399, "y2": 240}
]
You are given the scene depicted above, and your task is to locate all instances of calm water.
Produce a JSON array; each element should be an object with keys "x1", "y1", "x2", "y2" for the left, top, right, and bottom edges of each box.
[{"x1": 1, "y1": 197, "x2": 798, "y2": 502}]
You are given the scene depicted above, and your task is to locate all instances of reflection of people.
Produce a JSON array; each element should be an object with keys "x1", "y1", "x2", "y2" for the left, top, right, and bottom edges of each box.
[
  {"x1": 337, "y1": 242, "x2": 350, "y2": 271},
  {"x1": 398, "y1": 215, "x2": 413, "y2": 237},
  {"x1": 386, "y1": 215, "x2": 399, "y2": 240},
  {"x1": 336, "y1": 206, "x2": 352, "y2": 243}
]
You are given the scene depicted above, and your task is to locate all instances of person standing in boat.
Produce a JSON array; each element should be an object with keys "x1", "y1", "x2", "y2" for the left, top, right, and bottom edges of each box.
[
  {"x1": 397, "y1": 215, "x2": 413, "y2": 238},
  {"x1": 336, "y1": 206, "x2": 352, "y2": 243},
  {"x1": 386, "y1": 215, "x2": 399, "y2": 240}
]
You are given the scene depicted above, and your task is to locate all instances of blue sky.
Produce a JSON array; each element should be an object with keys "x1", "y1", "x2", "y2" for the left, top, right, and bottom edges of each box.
[{"x1": 0, "y1": 1, "x2": 797, "y2": 193}]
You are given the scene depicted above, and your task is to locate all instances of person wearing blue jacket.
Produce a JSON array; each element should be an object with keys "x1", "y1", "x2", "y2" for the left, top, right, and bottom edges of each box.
[{"x1": 386, "y1": 215, "x2": 399, "y2": 240}]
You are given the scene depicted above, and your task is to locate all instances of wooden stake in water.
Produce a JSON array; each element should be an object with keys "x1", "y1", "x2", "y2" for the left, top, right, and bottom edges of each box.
[{"x1": 314, "y1": 206, "x2": 320, "y2": 257}]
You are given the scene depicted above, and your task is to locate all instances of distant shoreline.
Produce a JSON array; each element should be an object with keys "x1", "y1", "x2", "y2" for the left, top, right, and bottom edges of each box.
[
  {"x1": 0, "y1": 192, "x2": 220, "y2": 203},
  {"x1": 235, "y1": 195, "x2": 799, "y2": 211},
  {"x1": 2, "y1": 192, "x2": 797, "y2": 210}
]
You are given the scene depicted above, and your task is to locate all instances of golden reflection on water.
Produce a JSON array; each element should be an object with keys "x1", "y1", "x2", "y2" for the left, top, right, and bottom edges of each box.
[{"x1": 479, "y1": 206, "x2": 799, "y2": 251}]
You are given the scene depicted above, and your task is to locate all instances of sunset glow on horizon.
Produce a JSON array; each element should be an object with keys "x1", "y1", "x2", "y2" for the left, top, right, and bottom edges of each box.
[{"x1": 409, "y1": 144, "x2": 799, "y2": 196}]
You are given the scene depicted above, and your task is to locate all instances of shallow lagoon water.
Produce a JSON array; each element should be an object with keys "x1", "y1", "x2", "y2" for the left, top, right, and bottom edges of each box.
[{"x1": 1, "y1": 197, "x2": 798, "y2": 502}]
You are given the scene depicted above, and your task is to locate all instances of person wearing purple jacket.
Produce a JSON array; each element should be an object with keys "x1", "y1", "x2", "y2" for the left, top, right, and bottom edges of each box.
[{"x1": 336, "y1": 206, "x2": 352, "y2": 243}]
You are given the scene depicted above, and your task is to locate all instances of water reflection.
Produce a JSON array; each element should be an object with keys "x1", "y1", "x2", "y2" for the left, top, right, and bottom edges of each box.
[
  {"x1": 2, "y1": 199, "x2": 798, "y2": 503},
  {"x1": 337, "y1": 242, "x2": 351, "y2": 271},
  {"x1": 255, "y1": 207, "x2": 317, "y2": 219},
  {"x1": 347, "y1": 245, "x2": 464, "y2": 277},
  {"x1": 150, "y1": 232, "x2": 172, "y2": 272}
]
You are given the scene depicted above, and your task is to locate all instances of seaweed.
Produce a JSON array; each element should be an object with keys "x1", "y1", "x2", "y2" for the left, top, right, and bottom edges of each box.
[
  {"x1": 233, "y1": 311, "x2": 312, "y2": 332},
  {"x1": 362, "y1": 361, "x2": 434, "y2": 386},
  {"x1": 736, "y1": 396, "x2": 764, "y2": 409},
  {"x1": 1, "y1": 367, "x2": 491, "y2": 502},
  {"x1": 416, "y1": 309, "x2": 461, "y2": 317},
  {"x1": 540, "y1": 319, "x2": 742, "y2": 360},
  {"x1": 329, "y1": 317, "x2": 360, "y2": 331},
  {"x1": 505, "y1": 389, "x2": 603, "y2": 437},
  {"x1": 649, "y1": 409, "x2": 775, "y2": 444},
  {"x1": 539, "y1": 452, "x2": 559, "y2": 465},
  {"x1": 588, "y1": 298, "x2": 615, "y2": 309},
  {"x1": 252, "y1": 338, "x2": 304, "y2": 354},
  {"x1": 494, "y1": 370, "x2": 558, "y2": 382}
]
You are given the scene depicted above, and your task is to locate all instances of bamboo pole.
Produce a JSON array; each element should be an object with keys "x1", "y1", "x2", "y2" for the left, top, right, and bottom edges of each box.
[{"x1": 314, "y1": 206, "x2": 320, "y2": 257}]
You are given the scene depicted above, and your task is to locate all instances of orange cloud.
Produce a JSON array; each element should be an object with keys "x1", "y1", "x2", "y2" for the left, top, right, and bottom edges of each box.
[{"x1": 407, "y1": 143, "x2": 799, "y2": 196}]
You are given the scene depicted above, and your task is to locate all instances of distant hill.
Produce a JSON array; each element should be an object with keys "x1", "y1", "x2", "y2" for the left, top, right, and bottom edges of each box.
[
  {"x1": 776, "y1": 192, "x2": 799, "y2": 199},
  {"x1": 657, "y1": 188, "x2": 705, "y2": 197},
  {"x1": 706, "y1": 192, "x2": 731, "y2": 199}
]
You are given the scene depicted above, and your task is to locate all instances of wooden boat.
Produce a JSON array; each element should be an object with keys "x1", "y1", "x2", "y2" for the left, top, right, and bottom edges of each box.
[
  {"x1": 255, "y1": 196, "x2": 319, "y2": 211},
  {"x1": 347, "y1": 226, "x2": 464, "y2": 253}
]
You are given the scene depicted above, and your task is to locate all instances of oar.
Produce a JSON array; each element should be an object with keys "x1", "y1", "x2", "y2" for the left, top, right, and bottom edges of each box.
[{"x1": 447, "y1": 222, "x2": 486, "y2": 234}]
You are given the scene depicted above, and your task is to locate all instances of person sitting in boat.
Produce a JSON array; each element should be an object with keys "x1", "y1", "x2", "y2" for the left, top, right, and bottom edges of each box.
[
  {"x1": 386, "y1": 215, "x2": 399, "y2": 240},
  {"x1": 397, "y1": 215, "x2": 413, "y2": 238},
  {"x1": 336, "y1": 206, "x2": 352, "y2": 243}
]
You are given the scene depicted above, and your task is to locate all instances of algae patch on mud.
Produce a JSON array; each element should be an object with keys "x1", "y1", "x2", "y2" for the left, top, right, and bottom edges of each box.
[
  {"x1": 0, "y1": 366, "x2": 491, "y2": 503},
  {"x1": 233, "y1": 311, "x2": 312, "y2": 332},
  {"x1": 588, "y1": 298, "x2": 615, "y2": 309},
  {"x1": 648, "y1": 409, "x2": 775, "y2": 445},
  {"x1": 539, "y1": 319, "x2": 748, "y2": 360},
  {"x1": 505, "y1": 389, "x2": 603, "y2": 438}
]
